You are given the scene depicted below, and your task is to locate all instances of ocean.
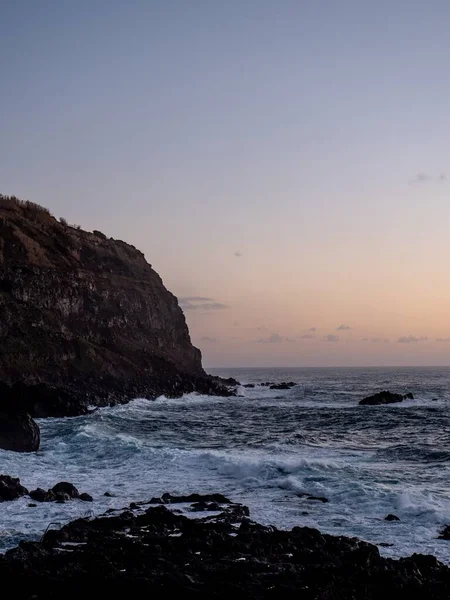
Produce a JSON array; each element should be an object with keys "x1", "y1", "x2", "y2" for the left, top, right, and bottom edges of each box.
[{"x1": 1, "y1": 367, "x2": 450, "y2": 563}]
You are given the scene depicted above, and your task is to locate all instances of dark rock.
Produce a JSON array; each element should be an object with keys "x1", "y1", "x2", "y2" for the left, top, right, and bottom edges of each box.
[
  {"x1": 2, "y1": 495, "x2": 450, "y2": 598},
  {"x1": 52, "y1": 482, "x2": 79, "y2": 498},
  {"x1": 385, "y1": 514, "x2": 400, "y2": 521},
  {"x1": 0, "y1": 195, "x2": 234, "y2": 417},
  {"x1": 27, "y1": 503, "x2": 37, "y2": 508},
  {"x1": 190, "y1": 501, "x2": 221, "y2": 512},
  {"x1": 403, "y1": 392, "x2": 414, "y2": 400},
  {"x1": 29, "y1": 488, "x2": 55, "y2": 502},
  {"x1": 0, "y1": 475, "x2": 28, "y2": 501},
  {"x1": 307, "y1": 495, "x2": 329, "y2": 503},
  {"x1": 439, "y1": 525, "x2": 450, "y2": 539},
  {"x1": 79, "y1": 492, "x2": 93, "y2": 502},
  {"x1": 0, "y1": 410, "x2": 40, "y2": 452},
  {"x1": 150, "y1": 492, "x2": 232, "y2": 505},
  {"x1": 243, "y1": 384, "x2": 255, "y2": 388},
  {"x1": 55, "y1": 491, "x2": 70, "y2": 503},
  {"x1": 104, "y1": 492, "x2": 113, "y2": 497},
  {"x1": 269, "y1": 382, "x2": 297, "y2": 390},
  {"x1": 359, "y1": 391, "x2": 404, "y2": 406}
]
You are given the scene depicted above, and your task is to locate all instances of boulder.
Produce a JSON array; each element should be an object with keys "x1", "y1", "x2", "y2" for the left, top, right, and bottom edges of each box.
[
  {"x1": 385, "y1": 514, "x2": 400, "y2": 521},
  {"x1": 359, "y1": 391, "x2": 404, "y2": 406},
  {"x1": 0, "y1": 475, "x2": 28, "y2": 501},
  {"x1": 29, "y1": 488, "x2": 55, "y2": 502},
  {"x1": 243, "y1": 384, "x2": 255, "y2": 388},
  {"x1": 403, "y1": 393, "x2": 414, "y2": 400},
  {"x1": 52, "y1": 482, "x2": 79, "y2": 498},
  {"x1": 269, "y1": 382, "x2": 296, "y2": 390},
  {"x1": 0, "y1": 411, "x2": 40, "y2": 452},
  {"x1": 79, "y1": 492, "x2": 93, "y2": 502},
  {"x1": 439, "y1": 525, "x2": 450, "y2": 539}
]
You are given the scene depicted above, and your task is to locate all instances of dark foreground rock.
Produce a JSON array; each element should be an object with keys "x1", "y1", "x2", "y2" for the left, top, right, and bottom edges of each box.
[
  {"x1": 0, "y1": 195, "x2": 234, "y2": 417},
  {"x1": 0, "y1": 410, "x2": 40, "y2": 451},
  {"x1": 2, "y1": 496, "x2": 450, "y2": 599},
  {"x1": 359, "y1": 391, "x2": 413, "y2": 406},
  {"x1": 269, "y1": 381, "x2": 297, "y2": 390},
  {"x1": 29, "y1": 481, "x2": 91, "y2": 503},
  {"x1": 0, "y1": 475, "x2": 28, "y2": 501}
]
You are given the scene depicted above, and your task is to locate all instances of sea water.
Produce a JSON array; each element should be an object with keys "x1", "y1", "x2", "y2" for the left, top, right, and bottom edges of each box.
[{"x1": 1, "y1": 367, "x2": 449, "y2": 563}]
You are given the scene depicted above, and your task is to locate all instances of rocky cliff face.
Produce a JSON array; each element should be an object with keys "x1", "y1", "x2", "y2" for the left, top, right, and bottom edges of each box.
[{"x1": 0, "y1": 195, "x2": 229, "y2": 417}]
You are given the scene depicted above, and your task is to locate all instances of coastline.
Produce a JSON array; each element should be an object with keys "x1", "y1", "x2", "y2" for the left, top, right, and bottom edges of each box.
[{"x1": 2, "y1": 493, "x2": 449, "y2": 598}]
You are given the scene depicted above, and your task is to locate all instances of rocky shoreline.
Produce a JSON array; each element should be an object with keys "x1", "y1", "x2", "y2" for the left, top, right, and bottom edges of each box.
[{"x1": 1, "y1": 492, "x2": 449, "y2": 598}]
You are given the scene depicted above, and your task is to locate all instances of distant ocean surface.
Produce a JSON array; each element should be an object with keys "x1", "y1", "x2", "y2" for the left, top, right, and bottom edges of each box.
[{"x1": 1, "y1": 367, "x2": 450, "y2": 562}]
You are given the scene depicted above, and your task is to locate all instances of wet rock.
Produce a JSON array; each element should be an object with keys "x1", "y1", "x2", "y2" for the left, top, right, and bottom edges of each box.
[
  {"x1": 403, "y1": 392, "x2": 414, "y2": 400},
  {"x1": 243, "y1": 384, "x2": 255, "y2": 388},
  {"x1": 150, "y1": 492, "x2": 232, "y2": 505},
  {"x1": 29, "y1": 488, "x2": 55, "y2": 502},
  {"x1": 3, "y1": 496, "x2": 449, "y2": 598},
  {"x1": 79, "y1": 492, "x2": 93, "y2": 502},
  {"x1": 439, "y1": 525, "x2": 450, "y2": 539},
  {"x1": 0, "y1": 475, "x2": 28, "y2": 501},
  {"x1": 0, "y1": 410, "x2": 40, "y2": 452},
  {"x1": 52, "y1": 482, "x2": 79, "y2": 498},
  {"x1": 269, "y1": 381, "x2": 297, "y2": 390},
  {"x1": 27, "y1": 503, "x2": 37, "y2": 508},
  {"x1": 104, "y1": 492, "x2": 113, "y2": 497},
  {"x1": 385, "y1": 514, "x2": 400, "y2": 521},
  {"x1": 296, "y1": 493, "x2": 329, "y2": 503},
  {"x1": 0, "y1": 494, "x2": 450, "y2": 600},
  {"x1": 190, "y1": 501, "x2": 221, "y2": 512},
  {"x1": 55, "y1": 491, "x2": 70, "y2": 503},
  {"x1": 359, "y1": 391, "x2": 404, "y2": 406}
]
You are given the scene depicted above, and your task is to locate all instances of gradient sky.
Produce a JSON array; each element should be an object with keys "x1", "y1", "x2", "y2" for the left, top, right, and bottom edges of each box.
[{"x1": 2, "y1": 0, "x2": 450, "y2": 367}]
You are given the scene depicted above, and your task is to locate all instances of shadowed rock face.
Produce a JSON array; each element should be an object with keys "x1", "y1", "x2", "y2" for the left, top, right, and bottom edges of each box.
[
  {"x1": 0, "y1": 411, "x2": 40, "y2": 452},
  {"x1": 0, "y1": 196, "x2": 231, "y2": 416}
]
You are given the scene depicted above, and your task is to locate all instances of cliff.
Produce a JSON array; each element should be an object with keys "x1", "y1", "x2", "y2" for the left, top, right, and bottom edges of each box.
[{"x1": 0, "y1": 195, "x2": 230, "y2": 416}]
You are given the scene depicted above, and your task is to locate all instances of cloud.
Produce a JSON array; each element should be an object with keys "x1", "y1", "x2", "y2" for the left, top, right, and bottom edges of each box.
[
  {"x1": 413, "y1": 172, "x2": 447, "y2": 183},
  {"x1": 336, "y1": 324, "x2": 351, "y2": 330},
  {"x1": 323, "y1": 334, "x2": 339, "y2": 342},
  {"x1": 256, "y1": 333, "x2": 295, "y2": 344},
  {"x1": 200, "y1": 336, "x2": 217, "y2": 343},
  {"x1": 397, "y1": 335, "x2": 428, "y2": 343},
  {"x1": 415, "y1": 172, "x2": 431, "y2": 182},
  {"x1": 300, "y1": 334, "x2": 316, "y2": 339},
  {"x1": 436, "y1": 337, "x2": 450, "y2": 342},
  {"x1": 179, "y1": 297, "x2": 229, "y2": 311},
  {"x1": 234, "y1": 251, "x2": 243, "y2": 257}
]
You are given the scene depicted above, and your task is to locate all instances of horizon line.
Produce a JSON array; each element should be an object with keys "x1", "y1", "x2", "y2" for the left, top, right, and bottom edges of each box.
[{"x1": 205, "y1": 365, "x2": 450, "y2": 370}]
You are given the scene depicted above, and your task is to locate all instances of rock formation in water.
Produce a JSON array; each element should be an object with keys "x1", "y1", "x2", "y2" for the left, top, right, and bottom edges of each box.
[
  {"x1": 359, "y1": 391, "x2": 413, "y2": 406},
  {"x1": 0, "y1": 195, "x2": 231, "y2": 418}
]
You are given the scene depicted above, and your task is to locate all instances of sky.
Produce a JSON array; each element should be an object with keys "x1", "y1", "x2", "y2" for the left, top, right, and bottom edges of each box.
[{"x1": 2, "y1": 0, "x2": 450, "y2": 367}]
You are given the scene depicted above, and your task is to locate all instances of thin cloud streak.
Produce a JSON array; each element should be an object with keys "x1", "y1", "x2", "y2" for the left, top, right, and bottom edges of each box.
[
  {"x1": 323, "y1": 334, "x2": 339, "y2": 342},
  {"x1": 397, "y1": 335, "x2": 428, "y2": 343},
  {"x1": 179, "y1": 297, "x2": 229, "y2": 311}
]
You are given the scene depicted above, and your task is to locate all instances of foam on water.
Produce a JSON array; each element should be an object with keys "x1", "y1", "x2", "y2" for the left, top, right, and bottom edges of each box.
[{"x1": 1, "y1": 367, "x2": 450, "y2": 562}]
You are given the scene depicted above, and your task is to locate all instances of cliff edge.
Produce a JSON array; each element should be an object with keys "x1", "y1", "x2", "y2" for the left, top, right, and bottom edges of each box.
[{"x1": 0, "y1": 195, "x2": 230, "y2": 416}]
